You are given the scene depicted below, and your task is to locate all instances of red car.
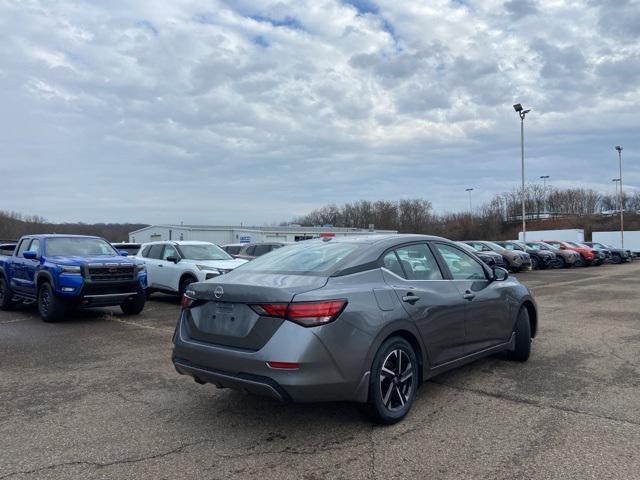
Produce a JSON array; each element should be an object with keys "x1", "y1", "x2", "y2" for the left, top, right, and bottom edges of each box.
[{"x1": 543, "y1": 240, "x2": 596, "y2": 267}]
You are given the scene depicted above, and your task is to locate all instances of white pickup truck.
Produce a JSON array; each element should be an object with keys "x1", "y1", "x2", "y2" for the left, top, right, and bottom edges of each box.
[{"x1": 137, "y1": 241, "x2": 247, "y2": 298}]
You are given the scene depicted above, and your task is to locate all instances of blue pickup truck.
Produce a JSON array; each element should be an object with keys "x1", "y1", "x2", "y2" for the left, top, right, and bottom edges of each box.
[{"x1": 0, "y1": 234, "x2": 147, "y2": 322}]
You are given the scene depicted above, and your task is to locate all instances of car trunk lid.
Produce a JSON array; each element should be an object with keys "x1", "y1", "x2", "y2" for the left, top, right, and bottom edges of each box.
[{"x1": 183, "y1": 272, "x2": 328, "y2": 350}]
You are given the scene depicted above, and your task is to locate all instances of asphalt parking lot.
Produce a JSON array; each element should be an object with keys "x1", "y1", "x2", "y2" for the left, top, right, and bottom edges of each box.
[{"x1": 1, "y1": 263, "x2": 639, "y2": 480}]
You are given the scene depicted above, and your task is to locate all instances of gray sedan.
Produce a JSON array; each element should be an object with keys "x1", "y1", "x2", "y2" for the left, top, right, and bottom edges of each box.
[{"x1": 172, "y1": 235, "x2": 537, "y2": 424}]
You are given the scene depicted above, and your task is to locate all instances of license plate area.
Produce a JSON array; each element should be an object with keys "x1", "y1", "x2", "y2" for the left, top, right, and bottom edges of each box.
[{"x1": 194, "y1": 302, "x2": 255, "y2": 337}]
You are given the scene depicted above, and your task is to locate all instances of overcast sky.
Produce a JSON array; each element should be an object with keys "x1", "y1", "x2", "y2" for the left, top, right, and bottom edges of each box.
[{"x1": 1, "y1": 0, "x2": 638, "y2": 225}]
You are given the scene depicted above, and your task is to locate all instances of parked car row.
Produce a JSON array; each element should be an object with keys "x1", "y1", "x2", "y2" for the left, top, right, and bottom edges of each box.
[{"x1": 458, "y1": 239, "x2": 632, "y2": 271}]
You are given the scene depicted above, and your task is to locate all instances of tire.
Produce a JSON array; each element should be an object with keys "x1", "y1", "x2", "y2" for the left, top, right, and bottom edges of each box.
[
  {"x1": 507, "y1": 307, "x2": 531, "y2": 362},
  {"x1": 145, "y1": 288, "x2": 153, "y2": 300},
  {"x1": 611, "y1": 253, "x2": 622, "y2": 265},
  {"x1": 530, "y1": 256, "x2": 539, "y2": 270},
  {"x1": 121, "y1": 294, "x2": 145, "y2": 315},
  {"x1": 0, "y1": 276, "x2": 16, "y2": 311},
  {"x1": 361, "y1": 337, "x2": 419, "y2": 425},
  {"x1": 575, "y1": 257, "x2": 586, "y2": 268},
  {"x1": 38, "y1": 282, "x2": 66, "y2": 322},
  {"x1": 179, "y1": 276, "x2": 196, "y2": 298},
  {"x1": 553, "y1": 256, "x2": 565, "y2": 269}
]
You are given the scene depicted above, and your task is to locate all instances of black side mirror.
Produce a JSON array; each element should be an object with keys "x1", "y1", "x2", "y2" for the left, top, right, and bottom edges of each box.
[
  {"x1": 23, "y1": 251, "x2": 38, "y2": 260},
  {"x1": 492, "y1": 266, "x2": 509, "y2": 281},
  {"x1": 165, "y1": 256, "x2": 179, "y2": 263}
]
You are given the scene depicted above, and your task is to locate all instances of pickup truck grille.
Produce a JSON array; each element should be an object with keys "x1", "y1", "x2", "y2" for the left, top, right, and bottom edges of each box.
[{"x1": 86, "y1": 264, "x2": 135, "y2": 281}]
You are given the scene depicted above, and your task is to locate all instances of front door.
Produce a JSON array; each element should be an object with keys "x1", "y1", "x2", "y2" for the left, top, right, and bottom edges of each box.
[
  {"x1": 432, "y1": 243, "x2": 511, "y2": 354},
  {"x1": 381, "y1": 243, "x2": 466, "y2": 366},
  {"x1": 157, "y1": 244, "x2": 182, "y2": 291}
]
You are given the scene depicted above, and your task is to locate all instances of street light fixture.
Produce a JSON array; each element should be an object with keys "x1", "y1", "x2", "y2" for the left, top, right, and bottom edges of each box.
[
  {"x1": 514, "y1": 103, "x2": 531, "y2": 241},
  {"x1": 465, "y1": 188, "x2": 474, "y2": 212},
  {"x1": 615, "y1": 146, "x2": 624, "y2": 247}
]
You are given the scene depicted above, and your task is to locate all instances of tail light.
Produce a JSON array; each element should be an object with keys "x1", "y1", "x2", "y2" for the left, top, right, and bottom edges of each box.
[
  {"x1": 181, "y1": 294, "x2": 195, "y2": 309},
  {"x1": 250, "y1": 300, "x2": 347, "y2": 327}
]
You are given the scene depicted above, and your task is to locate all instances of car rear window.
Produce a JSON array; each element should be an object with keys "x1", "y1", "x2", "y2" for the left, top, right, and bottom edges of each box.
[{"x1": 235, "y1": 241, "x2": 360, "y2": 276}]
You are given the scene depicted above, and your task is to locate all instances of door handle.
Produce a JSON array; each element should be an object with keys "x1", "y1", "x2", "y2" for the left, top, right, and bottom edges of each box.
[
  {"x1": 463, "y1": 291, "x2": 475, "y2": 301},
  {"x1": 402, "y1": 293, "x2": 420, "y2": 303},
  {"x1": 157, "y1": 264, "x2": 163, "y2": 267}
]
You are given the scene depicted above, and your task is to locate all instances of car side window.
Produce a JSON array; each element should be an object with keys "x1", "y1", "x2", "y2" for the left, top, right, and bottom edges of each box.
[
  {"x1": 147, "y1": 244, "x2": 164, "y2": 259},
  {"x1": 27, "y1": 239, "x2": 40, "y2": 254},
  {"x1": 162, "y1": 245, "x2": 178, "y2": 260},
  {"x1": 394, "y1": 244, "x2": 443, "y2": 280},
  {"x1": 382, "y1": 251, "x2": 406, "y2": 278},
  {"x1": 245, "y1": 245, "x2": 256, "y2": 256},
  {"x1": 253, "y1": 244, "x2": 271, "y2": 256},
  {"x1": 503, "y1": 243, "x2": 514, "y2": 250},
  {"x1": 141, "y1": 245, "x2": 152, "y2": 257},
  {"x1": 16, "y1": 239, "x2": 30, "y2": 256},
  {"x1": 435, "y1": 244, "x2": 487, "y2": 281}
]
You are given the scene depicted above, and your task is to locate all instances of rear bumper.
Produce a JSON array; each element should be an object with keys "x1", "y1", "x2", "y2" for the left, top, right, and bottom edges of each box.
[
  {"x1": 173, "y1": 357, "x2": 291, "y2": 401},
  {"x1": 172, "y1": 311, "x2": 371, "y2": 403}
]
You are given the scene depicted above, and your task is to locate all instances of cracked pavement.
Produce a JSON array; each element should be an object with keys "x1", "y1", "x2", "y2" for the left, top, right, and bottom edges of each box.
[{"x1": 1, "y1": 263, "x2": 639, "y2": 479}]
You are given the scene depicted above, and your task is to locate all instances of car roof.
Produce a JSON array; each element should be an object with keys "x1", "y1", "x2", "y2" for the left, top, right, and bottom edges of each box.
[
  {"x1": 140, "y1": 240, "x2": 214, "y2": 246},
  {"x1": 22, "y1": 234, "x2": 103, "y2": 240}
]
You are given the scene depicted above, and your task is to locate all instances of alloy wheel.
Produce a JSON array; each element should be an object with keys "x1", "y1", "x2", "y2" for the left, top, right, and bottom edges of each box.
[
  {"x1": 379, "y1": 348, "x2": 414, "y2": 412},
  {"x1": 40, "y1": 288, "x2": 50, "y2": 316}
]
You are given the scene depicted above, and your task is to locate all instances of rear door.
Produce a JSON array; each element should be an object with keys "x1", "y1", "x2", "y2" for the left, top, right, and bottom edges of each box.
[
  {"x1": 380, "y1": 242, "x2": 466, "y2": 366},
  {"x1": 10, "y1": 239, "x2": 33, "y2": 294},
  {"x1": 144, "y1": 244, "x2": 165, "y2": 288},
  {"x1": 432, "y1": 243, "x2": 511, "y2": 354}
]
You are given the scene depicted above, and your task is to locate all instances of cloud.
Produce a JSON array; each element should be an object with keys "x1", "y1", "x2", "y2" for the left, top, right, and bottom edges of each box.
[{"x1": 0, "y1": 0, "x2": 637, "y2": 225}]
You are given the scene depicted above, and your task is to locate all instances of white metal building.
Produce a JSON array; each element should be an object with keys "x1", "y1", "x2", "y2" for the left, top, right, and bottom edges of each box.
[{"x1": 129, "y1": 225, "x2": 398, "y2": 245}]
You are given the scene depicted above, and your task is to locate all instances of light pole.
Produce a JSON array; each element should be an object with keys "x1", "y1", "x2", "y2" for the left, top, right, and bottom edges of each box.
[
  {"x1": 514, "y1": 104, "x2": 531, "y2": 241},
  {"x1": 612, "y1": 178, "x2": 620, "y2": 211},
  {"x1": 615, "y1": 146, "x2": 624, "y2": 247},
  {"x1": 540, "y1": 175, "x2": 550, "y2": 215},
  {"x1": 465, "y1": 188, "x2": 474, "y2": 212}
]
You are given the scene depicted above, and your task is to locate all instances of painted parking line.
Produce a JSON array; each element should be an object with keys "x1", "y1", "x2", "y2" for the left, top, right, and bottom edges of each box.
[
  {"x1": 0, "y1": 318, "x2": 30, "y2": 325},
  {"x1": 102, "y1": 315, "x2": 174, "y2": 333}
]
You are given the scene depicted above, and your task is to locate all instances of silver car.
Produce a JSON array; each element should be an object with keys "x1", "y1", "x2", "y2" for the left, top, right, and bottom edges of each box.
[{"x1": 173, "y1": 235, "x2": 537, "y2": 424}]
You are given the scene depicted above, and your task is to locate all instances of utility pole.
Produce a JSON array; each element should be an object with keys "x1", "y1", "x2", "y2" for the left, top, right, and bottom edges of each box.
[
  {"x1": 513, "y1": 104, "x2": 531, "y2": 241},
  {"x1": 615, "y1": 146, "x2": 624, "y2": 248},
  {"x1": 465, "y1": 188, "x2": 474, "y2": 212}
]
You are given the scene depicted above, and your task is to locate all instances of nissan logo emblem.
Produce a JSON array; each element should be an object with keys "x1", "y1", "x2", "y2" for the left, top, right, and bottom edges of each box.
[{"x1": 214, "y1": 286, "x2": 224, "y2": 299}]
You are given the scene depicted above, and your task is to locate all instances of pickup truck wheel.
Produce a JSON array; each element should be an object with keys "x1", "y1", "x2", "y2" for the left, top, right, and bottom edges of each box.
[
  {"x1": 507, "y1": 307, "x2": 531, "y2": 362},
  {"x1": 611, "y1": 253, "x2": 622, "y2": 264},
  {"x1": 38, "y1": 282, "x2": 66, "y2": 322},
  {"x1": 0, "y1": 276, "x2": 16, "y2": 310},
  {"x1": 121, "y1": 294, "x2": 145, "y2": 315}
]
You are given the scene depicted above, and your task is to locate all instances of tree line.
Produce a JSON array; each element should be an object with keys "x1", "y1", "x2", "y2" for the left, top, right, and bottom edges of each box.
[
  {"x1": 291, "y1": 186, "x2": 640, "y2": 241},
  {"x1": 0, "y1": 211, "x2": 148, "y2": 243}
]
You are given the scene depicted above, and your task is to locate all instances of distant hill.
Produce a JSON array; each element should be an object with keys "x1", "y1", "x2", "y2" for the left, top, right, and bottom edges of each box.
[{"x1": 0, "y1": 211, "x2": 148, "y2": 243}]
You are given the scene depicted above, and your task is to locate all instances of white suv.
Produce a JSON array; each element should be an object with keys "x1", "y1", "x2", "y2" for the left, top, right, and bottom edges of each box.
[{"x1": 137, "y1": 241, "x2": 247, "y2": 297}]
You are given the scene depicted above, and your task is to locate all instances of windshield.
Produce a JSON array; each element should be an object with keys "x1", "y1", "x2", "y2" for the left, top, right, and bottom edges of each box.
[
  {"x1": 235, "y1": 241, "x2": 360, "y2": 276},
  {"x1": 178, "y1": 244, "x2": 233, "y2": 261},
  {"x1": 45, "y1": 237, "x2": 118, "y2": 257},
  {"x1": 484, "y1": 241, "x2": 507, "y2": 252}
]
